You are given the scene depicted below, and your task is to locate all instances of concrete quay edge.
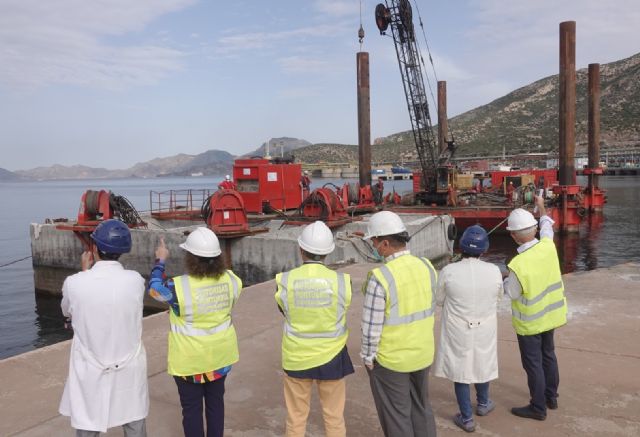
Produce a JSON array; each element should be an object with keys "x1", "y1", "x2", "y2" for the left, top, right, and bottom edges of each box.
[{"x1": 1, "y1": 262, "x2": 639, "y2": 436}]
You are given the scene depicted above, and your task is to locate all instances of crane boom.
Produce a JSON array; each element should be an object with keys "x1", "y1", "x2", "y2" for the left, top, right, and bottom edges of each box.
[{"x1": 376, "y1": 0, "x2": 455, "y2": 200}]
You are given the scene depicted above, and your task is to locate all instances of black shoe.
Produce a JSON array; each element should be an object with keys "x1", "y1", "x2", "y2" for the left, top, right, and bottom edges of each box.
[
  {"x1": 511, "y1": 405, "x2": 546, "y2": 421},
  {"x1": 546, "y1": 398, "x2": 558, "y2": 410}
]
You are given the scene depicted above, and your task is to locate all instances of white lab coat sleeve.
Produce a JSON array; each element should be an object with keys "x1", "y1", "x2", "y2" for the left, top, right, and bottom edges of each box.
[
  {"x1": 61, "y1": 278, "x2": 71, "y2": 317},
  {"x1": 435, "y1": 270, "x2": 447, "y2": 306}
]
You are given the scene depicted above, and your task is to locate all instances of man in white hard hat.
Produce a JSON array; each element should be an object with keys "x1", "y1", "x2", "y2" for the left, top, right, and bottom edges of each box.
[
  {"x1": 218, "y1": 174, "x2": 237, "y2": 190},
  {"x1": 361, "y1": 211, "x2": 437, "y2": 437},
  {"x1": 504, "y1": 196, "x2": 567, "y2": 421},
  {"x1": 275, "y1": 221, "x2": 354, "y2": 437},
  {"x1": 300, "y1": 170, "x2": 311, "y2": 191}
]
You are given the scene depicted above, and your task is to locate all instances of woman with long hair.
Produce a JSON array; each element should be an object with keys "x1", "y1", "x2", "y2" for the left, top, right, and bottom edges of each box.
[{"x1": 149, "y1": 227, "x2": 242, "y2": 437}]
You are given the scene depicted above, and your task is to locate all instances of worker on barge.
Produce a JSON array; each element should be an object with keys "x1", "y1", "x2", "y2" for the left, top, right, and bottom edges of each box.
[
  {"x1": 433, "y1": 225, "x2": 503, "y2": 432},
  {"x1": 59, "y1": 219, "x2": 148, "y2": 437},
  {"x1": 361, "y1": 211, "x2": 438, "y2": 437},
  {"x1": 218, "y1": 174, "x2": 237, "y2": 190},
  {"x1": 149, "y1": 228, "x2": 243, "y2": 437},
  {"x1": 504, "y1": 195, "x2": 568, "y2": 421},
  {"x1": 275, "y1": 221, "x2": 354, "y2": 437}
]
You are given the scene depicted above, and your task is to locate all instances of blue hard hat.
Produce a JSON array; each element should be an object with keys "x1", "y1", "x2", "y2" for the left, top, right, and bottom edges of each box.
[
  {"x1": 90, "y1": 219, "x2": 132, "y2": 254},
  {"x1": 459, "y1": 225, "x2": 489, "y2": 256}
]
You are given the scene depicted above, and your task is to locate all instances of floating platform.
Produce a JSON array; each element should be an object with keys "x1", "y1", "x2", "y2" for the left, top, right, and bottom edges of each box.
[{"x1": 30, "y1": 213, "x2": 454, "y2": 306}]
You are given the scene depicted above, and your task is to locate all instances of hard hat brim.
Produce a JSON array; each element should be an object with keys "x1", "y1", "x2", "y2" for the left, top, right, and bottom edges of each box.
[{"x1": 179, "y1": 242, "x2": 222, "y2": 258}]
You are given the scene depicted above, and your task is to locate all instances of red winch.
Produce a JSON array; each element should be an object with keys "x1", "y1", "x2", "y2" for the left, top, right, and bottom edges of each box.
[
  {"x1": 295, "y1": 188, "x2": 352, "y2": 227},
  {"x1": 57, "y1": 190, "x2": 146, "y2": 248},
  {"x1": 202, "y1": 190, "x2": 250, "y2": 235}
]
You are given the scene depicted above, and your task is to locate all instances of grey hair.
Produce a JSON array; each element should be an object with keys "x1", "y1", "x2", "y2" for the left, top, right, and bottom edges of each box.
[{"x1": 511, "y1": 226, "x2": 537, "y2": 240}]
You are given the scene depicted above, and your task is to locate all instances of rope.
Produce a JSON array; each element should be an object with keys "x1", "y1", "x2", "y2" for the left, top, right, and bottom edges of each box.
[
  {"x1": 412, "y1": 0, "x2": 456, "y2": 140},
  {"x1": 0, "y1": 255, "x2": 32, "y2": 268}
]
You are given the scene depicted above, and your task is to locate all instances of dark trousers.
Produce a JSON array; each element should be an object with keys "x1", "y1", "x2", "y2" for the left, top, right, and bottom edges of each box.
[
  {"x1": 367, "y1": 363, "x2": 437, "y2": 437},
  {"x1": 174, "y1": 375, "x2": 226, "y2": 437},
  {"x1": 517, "y1": 329, "x2": 559, "y2": 414}
]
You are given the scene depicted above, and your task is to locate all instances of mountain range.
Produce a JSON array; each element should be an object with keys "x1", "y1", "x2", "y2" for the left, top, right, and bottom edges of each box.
[{"x1": 5, "y1": 52, "x2": 639, "y2": 181}]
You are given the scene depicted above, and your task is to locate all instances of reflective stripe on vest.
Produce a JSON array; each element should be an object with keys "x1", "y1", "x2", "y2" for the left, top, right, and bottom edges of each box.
[
  {"x1": 377, "y1": 256, "x2": 436, "y2": 326},
  {"x1": 170, "y1": 319, "x2": 232, "y2": 336},
  {"x1": 278, "y1": 270, "x2": 348, "y2": 338},
  {"x1": 508, "y1": 238, "x2": 567, "y2": 335},
  {"x1": 517, "y1": 281, "x2": 563, "y2": 306},
  {"x1": 512, "y1": 298, "x2": 566, "y2": 322},
  {"x1": 170, "y1": 273, "x2": 238, "y2": 335}
]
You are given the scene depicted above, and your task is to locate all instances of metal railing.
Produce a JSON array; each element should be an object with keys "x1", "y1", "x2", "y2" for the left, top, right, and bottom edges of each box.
[{"x1": 149, "y1": 189, "x2": 213, "y2": 216}]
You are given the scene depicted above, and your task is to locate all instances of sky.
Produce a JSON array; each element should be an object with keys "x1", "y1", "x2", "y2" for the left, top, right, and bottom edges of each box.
[{"x1": 1, "y1": 0, "x2": 639, "y2": 171}]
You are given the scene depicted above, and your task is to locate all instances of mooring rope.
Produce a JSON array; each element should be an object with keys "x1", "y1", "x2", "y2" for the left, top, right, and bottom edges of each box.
[{"x1": 0, "y1": 255, "x2": 32, "y2": 268}]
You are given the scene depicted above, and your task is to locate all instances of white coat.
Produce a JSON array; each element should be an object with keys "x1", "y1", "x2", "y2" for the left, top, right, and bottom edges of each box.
[
  {"x1": 433, "y1": 257, "x2": 503, "y2": 384},
  {"x1": 59, "y1": 261, "x2": 149, "y2": 433}
]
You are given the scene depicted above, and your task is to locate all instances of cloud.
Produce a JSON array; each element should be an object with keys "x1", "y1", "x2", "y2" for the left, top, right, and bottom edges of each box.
[
  {"x1": 0, "y1": 0, "x2": 196, "y2": 89},
  {"x1": 215, "y1": 23, "x2": 352, "y2": 55},
  {"x1": 313, "y1": 0, "x2": 359, "y2": 17},
  {"x1": 278, "y1": 56, "x2": 331, "y2": 74},
  {"x1": 443, "y1": 0, "x2": 640, "y2": 113}
]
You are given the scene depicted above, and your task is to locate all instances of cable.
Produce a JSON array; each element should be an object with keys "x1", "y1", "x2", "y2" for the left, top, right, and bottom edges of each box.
[{"x1": 0, "y1": 255, "x2": 32, "y2": 268}]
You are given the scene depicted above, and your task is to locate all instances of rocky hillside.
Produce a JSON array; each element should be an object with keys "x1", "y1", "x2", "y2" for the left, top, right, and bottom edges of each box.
[
  {"x1": 243, "y1": 137, "x2": 311, "y2": 159},
  {"x1": 0, "y1": 167, "x2": 21, "y2": 181},
  {"x1": 296, "y1": 51, "x2": 640, "y2": 164},
  {"x1": 450, "y1": 52, "x2": 640, "y2": 156},
  {"x1": 16, "y1": 150, "x2": 235, "y2": 180}
]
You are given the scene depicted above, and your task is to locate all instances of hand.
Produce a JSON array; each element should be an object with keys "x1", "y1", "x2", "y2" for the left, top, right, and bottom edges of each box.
[
  {"x1": 156, "y1": 237, "x2": 169, "y2": 261},
  {"x1": 81, "y1": 251, "x2": 94, "y2": 271},
  {"x1": 534, "y1": 194, "x2": 546, "y2": 215},
  {"x1": 364, "y1": 361, "x2": 374, "y2": 370}
]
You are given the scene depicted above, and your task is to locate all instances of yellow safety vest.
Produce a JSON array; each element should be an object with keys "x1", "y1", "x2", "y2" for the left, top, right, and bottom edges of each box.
[
  {"x1": 168, "y1": 271, "x2": 242, "y2": 376},
  {"x1": 369, "y1": 254, "x2": 437, "y2": 373},
  {"x1": 508, "y1": 238, "x2": 567, "y2": 336},
  {"x1": 275, "y1": 263, "x2": 352, "y2": 371}
]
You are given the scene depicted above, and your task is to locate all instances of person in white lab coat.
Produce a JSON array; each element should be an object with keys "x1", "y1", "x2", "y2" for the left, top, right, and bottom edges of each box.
[
  {"x1": 59, "y1": 219, "x2": 148, "y2": 437},
  {"x1": 433, "y1": 225, "x2": 503, "y2": 433}
]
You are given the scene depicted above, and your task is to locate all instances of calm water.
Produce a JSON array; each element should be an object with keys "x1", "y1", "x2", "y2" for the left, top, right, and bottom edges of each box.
[{"x1": 0, "y1": 175, "x2": 638, "y2": 359}]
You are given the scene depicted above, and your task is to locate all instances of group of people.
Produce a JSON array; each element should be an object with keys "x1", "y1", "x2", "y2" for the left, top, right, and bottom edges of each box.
[{"x1": 58, "y1": 195, "x2": 567, "y2": 436}]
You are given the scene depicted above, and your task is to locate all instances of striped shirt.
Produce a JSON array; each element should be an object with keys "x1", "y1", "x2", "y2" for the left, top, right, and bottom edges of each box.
[{"x1": 360, "y1": 249, "x2": 410, "y2": 366}]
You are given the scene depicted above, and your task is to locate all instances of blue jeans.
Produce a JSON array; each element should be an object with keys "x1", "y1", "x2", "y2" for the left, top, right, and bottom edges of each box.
[{"x1": 454, "y1": 382, "x2": 490, "y2": 421}]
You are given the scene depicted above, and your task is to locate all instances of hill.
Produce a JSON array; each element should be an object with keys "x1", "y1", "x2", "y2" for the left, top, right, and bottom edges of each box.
[
  {"x1": 0, "y1": 167, "x2": 21, "y2": 181},
  {"x1": 16, "y1": 149, "x2": 235, "y2": 180},
  {"x1": 243, "y1": 137, "x2": 312, "y2": 159},
  {"x1": 296, "y1": 52, "x2": 640, "y2": 164}
]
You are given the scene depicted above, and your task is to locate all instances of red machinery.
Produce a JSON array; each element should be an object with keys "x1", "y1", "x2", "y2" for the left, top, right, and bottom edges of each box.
[
  {"x1": 202, "y1": 190, "x2": 250, "y2": 235},
  {"x1": 57, "y1": 190, "x2": 146, "y2": 248},
  {"x1": 233, "y1": 158, "x2": 303, "y2": 213},
  {"x1": 297, "y1": 188, "x2": 349, "y2": 227},
  {"x1": 582, "y1": 167, "x2": 606, "y2": 212}
]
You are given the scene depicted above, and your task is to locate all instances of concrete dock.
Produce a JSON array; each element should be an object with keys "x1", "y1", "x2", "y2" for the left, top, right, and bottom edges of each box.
[{"x1": 1, "y1": 262, "x2": 639, "y2": 436}]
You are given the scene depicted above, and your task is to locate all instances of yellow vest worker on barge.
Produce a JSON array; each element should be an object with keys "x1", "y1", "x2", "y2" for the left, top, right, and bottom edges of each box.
[
  {"x1": 504, "y1": 195, "x2": 568, "y2": 421},
  {"x1": 149, "y1": 227, "x2": 242, "y2": 437},
  {"x1": 275, "y1": 221, "x2": 354, "y2": 437},
  {"x1": 361, "y1": 211, "x2": 437, "y2": 437}
]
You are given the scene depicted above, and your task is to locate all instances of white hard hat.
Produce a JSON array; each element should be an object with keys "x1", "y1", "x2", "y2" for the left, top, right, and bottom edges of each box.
[
  {"x1": 303, "y1": 170, "x2": 309, "y2": 175},
  {"x1": 505, "y1": 208, "x2": 538, "y2": 231},
  {"x1": 364, "y1": 211, "x2": 407, "y2": 240},
  {"x1": 180, "y1": 227, "x2": 222, "y2": 257},
  {"x1": 297, "y1": 221, "x2": 335, "y2": 255},
  {"x1": 225, "y1": 175, "x2": 231, "y2": 180}
]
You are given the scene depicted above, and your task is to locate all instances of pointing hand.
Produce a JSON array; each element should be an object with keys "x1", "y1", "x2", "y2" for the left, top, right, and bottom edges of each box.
[{"x1": 156, "y1": 237, "x2": 169, "y2": 261}]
